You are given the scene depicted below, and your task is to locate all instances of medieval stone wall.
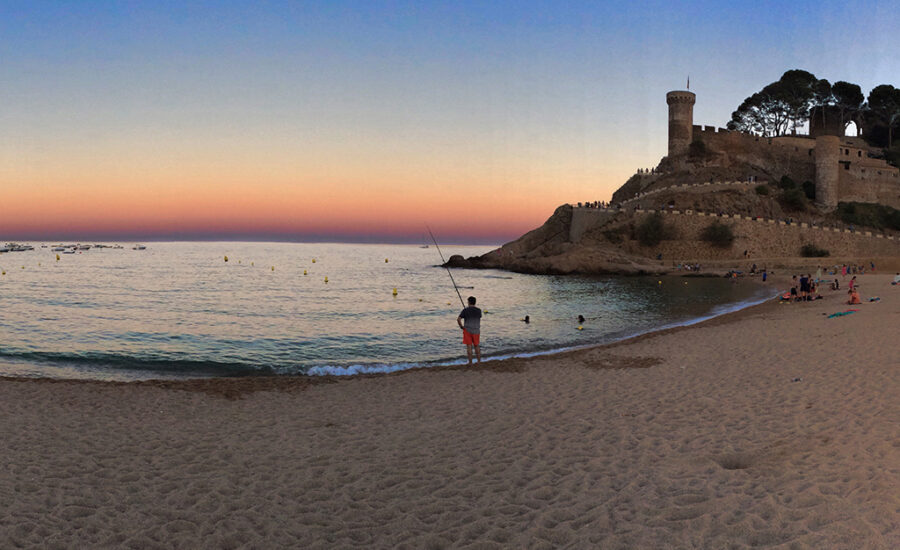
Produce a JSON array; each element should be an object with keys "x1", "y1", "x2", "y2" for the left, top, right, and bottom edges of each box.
[
  {"x1": 668, "y1": 90, "x2": 900, "y2": 212},
  {"x1": 624, "y1": 209, "x2": 900, "y2": 261}
]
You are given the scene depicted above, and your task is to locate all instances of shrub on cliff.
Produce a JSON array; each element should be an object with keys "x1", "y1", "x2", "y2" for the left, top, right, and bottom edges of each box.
[
  {"x1": 837, "y1": 202, "x2": 900, "y2": 230},
  {"x1": 754, "y1": 184, "x2": 770, "y2": 196},
  {"x1": 635, "y1": 213, "x2": 675, "y2": 247},
  {"x1": 700, "y1": 221, "x2": 735, "y2": 248},
  {"x1": 603, "y1": 228, "x2": 624, "y2": 244},
  {"x1": 801, "y1": 244, "x2": 830, "y2": 257},
  {"x1": 802, "y1": 180, "x2": 816, "y2": 200},
  {"x1": 778, "y1": 175, "x2": 797, "y2": 190},
  {"x1": 780, "y1": 188, "x2": 806, "y2": 211}
]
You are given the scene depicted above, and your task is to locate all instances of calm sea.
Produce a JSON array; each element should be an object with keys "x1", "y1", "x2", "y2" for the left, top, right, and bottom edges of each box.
[{"x1": 0, "y1": 242, "x2": 772, "y2": 380}]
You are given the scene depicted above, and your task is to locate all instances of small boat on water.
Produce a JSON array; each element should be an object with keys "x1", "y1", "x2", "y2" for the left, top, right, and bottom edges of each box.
[
  {"x1": 51, "y1": 246, "x2": 66, "y2": 251},
  {"x1": 132, "y1": 244, "x2": 146, "y2": 250},
  {"x1": 4, "y1": 243, "x2": 35, "y2": 252},
  {"x1": 75, "y1": 244, "x2": 91, "y2": 250},
  {"x1": 62, "y1": 249, "x2": 76, "y2": 254}
]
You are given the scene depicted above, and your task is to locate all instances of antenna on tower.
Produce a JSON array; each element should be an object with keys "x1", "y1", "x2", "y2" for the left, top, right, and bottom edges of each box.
[{"x1": 687, "y1": 75, "x2": 690, "y2": 89}]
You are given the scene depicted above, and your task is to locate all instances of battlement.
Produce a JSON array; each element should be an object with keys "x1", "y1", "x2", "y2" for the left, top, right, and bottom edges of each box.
[
  {"x1": 664, "y1": 88, "x2": 900, "y2": 211},
  {"x1": 692, "y1": 125, "x2": 731, "y2": 135}
]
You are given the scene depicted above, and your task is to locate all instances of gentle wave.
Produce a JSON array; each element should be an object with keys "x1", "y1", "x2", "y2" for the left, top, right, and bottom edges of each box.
[
  {"x1": 305, "y1": 290, "x2": 778, "y2": 377},
  {"x1": 0, "y1": 350, "x2": 278, "y2": 377}
]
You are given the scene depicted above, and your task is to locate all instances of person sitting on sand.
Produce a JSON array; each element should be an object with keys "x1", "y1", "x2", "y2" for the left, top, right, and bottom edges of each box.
[
  {"x1": 848, "y1": 288, "x2": 861, "y2": 305},
  {"x1": 811, "y1": 280, "x2": 823, "y2": 300}
]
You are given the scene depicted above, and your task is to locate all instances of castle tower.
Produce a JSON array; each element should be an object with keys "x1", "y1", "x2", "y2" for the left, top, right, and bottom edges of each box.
[
  {"x1": 666, "y1": 90, "x2": 696, "y2": 157},
  {"x1": 814, "y1": 135, "x2": 840, "y2": 211}
]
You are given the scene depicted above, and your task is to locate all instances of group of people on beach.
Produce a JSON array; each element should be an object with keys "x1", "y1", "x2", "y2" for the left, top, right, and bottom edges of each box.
[
  {"x1": 782, "y1": 264, "x2": 883, "y2": 305},
  {"x1": 789, "y1": 274, "x2": 821, "y2": 302}
]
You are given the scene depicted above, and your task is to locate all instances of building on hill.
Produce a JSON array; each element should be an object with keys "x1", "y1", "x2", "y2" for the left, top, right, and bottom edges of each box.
[{"x1": 662, "y1": 90, "x2": 900, "y2": 212}]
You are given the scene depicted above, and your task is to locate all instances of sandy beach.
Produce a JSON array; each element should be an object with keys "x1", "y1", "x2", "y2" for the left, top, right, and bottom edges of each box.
[{"x1": 1, "y1": 273, "x2": 897, "y2": 549}]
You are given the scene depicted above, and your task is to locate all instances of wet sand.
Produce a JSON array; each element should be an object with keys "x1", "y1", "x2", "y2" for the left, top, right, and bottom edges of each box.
[{"x1": 0, "y1": 273, "x2": 897, "y2": 548}]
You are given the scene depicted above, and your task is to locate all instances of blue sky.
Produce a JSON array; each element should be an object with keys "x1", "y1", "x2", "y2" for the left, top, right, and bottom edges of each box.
[{"x1": 2, "y1": 1, "x2": 899, "y2": 242}]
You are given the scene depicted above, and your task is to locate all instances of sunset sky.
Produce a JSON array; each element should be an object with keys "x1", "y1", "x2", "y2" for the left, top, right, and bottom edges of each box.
[{"x1": 2, "y1": 1, "x2": 899, "y2": 243}]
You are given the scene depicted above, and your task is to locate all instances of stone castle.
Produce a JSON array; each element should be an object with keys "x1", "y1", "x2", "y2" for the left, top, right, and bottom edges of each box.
[{"x1": 665, "y1": 89, "x2": 900, "y2": 211}]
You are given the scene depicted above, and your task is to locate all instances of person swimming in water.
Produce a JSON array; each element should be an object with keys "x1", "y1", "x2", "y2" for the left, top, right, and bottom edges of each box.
[{"x1": 577, "y1": 315, "x2": 585, "y2": 324}]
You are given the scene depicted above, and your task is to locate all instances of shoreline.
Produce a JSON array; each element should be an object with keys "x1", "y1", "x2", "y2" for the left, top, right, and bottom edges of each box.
[{"x1": 1, "y1": 274, "x2": 779, "y2": 386}]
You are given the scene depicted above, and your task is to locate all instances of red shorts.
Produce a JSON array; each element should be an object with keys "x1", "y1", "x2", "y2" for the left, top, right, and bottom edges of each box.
[{"x1": 462, "y1": 329, "x2": 480, "y2": 346}]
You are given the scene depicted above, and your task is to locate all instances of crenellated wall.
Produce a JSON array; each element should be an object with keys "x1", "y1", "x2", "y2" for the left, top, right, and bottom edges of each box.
[
  {"x1": 667, "y1": 89, "x2": 900, "y2": 213},
  {"x1": 624, "y1": 209, "x2": 900, "y2": 260}
]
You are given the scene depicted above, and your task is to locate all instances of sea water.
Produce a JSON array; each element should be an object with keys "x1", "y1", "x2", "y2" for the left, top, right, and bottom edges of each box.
[{"x1": 0, "y1": 242, "x2": 773, "y2": 380}]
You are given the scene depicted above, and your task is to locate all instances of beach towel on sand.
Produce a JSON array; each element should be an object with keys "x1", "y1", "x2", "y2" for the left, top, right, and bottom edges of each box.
[{"x1": 827, "y1": 310, "x2": 859, "y2": 318}]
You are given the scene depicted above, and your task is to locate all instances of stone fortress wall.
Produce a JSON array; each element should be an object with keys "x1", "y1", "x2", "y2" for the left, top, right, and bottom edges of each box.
[
  {"x1": 569, "y1": 204, "x2": 900, "y2": 260},
  {"x1": 665, "y1": 90, "x2": 900, "y2": 211},
  {"x1": 627, "y1": 208, "x2": 899, "y2": 260}
]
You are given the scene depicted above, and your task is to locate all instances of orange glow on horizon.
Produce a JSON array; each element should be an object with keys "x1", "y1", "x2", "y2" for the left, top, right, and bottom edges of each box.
[{"x1": 2, "y1": 151, "x2": 629, "y2": 241}]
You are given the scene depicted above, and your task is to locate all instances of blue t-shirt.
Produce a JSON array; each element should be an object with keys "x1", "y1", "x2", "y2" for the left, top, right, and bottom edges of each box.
[{"x1": 459, "y1": 306, "x2": 482, "y2": 334}]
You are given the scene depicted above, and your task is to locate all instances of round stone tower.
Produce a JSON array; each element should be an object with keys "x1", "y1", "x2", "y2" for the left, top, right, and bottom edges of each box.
[
  {"x1": 666, "y1": 90, "x2": 696, "y2": 157},
  {"x1": 814, "y1": 135, "x2": 840, "y2": 211}
]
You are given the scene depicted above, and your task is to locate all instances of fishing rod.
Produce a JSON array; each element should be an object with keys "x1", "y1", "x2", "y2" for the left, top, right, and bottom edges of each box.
[{"x1": 426, "y1": 225, "x2": 466, "y2": 308}]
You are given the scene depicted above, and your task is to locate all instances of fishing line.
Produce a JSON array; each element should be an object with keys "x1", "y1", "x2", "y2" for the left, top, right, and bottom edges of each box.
[{"x1": 426, "y1": 225, "x2": 466, "y2": 308}]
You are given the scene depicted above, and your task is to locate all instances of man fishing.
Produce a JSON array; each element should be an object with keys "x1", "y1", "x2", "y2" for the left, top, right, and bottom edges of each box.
[{"x1": 457, "y1": 296, "x2": 482, "y2": 365}]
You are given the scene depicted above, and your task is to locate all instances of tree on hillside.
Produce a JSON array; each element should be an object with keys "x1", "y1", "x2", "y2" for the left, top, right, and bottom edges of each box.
[
  {"x1": 867, "y1": 84, "x2": 900, "y2": 148},
  {"x1": 811, "y1": 78, "x2": 833, "y2": 128},
  {"x1": 831, "y1": 81, "x2": 865, "y2": 130},
  {"x1": 727, "y1": 70, "x2": 820, "y2": 136},
  {"x1": 776, "y1": 70, "x2": 820, "y2": 133}
]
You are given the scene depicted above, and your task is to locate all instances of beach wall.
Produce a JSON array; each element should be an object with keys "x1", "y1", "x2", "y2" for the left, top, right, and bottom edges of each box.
[{"x1": 625, "y1": 209, "x2": 900, "y2": 260}]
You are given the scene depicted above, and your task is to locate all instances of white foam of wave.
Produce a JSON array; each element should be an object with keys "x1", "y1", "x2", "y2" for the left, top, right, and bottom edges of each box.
[{"x1": 305, "y1": 289, "x2": 779, "y2": 377}]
